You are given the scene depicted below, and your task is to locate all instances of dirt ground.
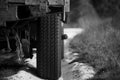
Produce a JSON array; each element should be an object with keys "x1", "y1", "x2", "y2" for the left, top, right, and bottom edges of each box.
[
  {"x1": 0, "y1": 28, "x2": 95, "y2": 80},
  {"x1": 0, "y1": 54, "x2": 95, "y2": 80}
]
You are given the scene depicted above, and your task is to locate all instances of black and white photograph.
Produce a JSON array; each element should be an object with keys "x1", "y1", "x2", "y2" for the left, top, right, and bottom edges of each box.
[{"x1": 0, "y1": 0, "x2": 120, "y2": 80}]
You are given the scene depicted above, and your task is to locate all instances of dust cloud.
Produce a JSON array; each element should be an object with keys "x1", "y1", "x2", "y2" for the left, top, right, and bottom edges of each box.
[{"x1": 65, "y1": 0, "x2": 102, "y2": 29}]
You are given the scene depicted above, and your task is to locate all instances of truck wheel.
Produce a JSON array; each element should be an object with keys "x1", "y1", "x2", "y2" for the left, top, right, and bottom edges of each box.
[{"x1": 37, "y1": 13, "x2": 63, "y2": 80}]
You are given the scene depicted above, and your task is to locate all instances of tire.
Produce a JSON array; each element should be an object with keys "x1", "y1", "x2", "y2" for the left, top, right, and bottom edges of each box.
[{"x1": 37, "y1": 13, "x2": 63, "y2": 80}]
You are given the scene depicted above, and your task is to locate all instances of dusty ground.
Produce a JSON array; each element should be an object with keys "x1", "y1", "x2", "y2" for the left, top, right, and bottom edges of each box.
[
  {"x1": 0, "y1": 28, "x2": 96, "y2": 80},
  {"x1": 0, "y1": 54, "x2": 43, "y2": 80},
  {"x1": 0, "y1": 54, "x2": 95, "y2": 80}
]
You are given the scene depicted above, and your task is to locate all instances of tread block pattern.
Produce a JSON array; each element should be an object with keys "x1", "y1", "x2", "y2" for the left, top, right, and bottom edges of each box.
[{"x1": 37, "y1": 13, "x2": 62, "y2": 80}]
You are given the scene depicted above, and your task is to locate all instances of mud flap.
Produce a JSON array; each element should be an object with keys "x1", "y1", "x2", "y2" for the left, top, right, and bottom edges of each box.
[{"x1": 37, "y1": 13, "x2": 63, "y2": 80}]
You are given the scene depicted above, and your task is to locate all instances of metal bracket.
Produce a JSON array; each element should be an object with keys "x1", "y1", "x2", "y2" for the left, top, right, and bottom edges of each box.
[
  {"x1": 25, "y1": 0, "x2": 47, "y2": 5},
  {"x1": 64, "y1": 0, "x2": 70, "y2": 12},
  {"x1": 48, "y1": 0, "x2": 64, "y2": 5},
  {"x1": 25, "y1": 0, "x2": 48, "y2": 14}
]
